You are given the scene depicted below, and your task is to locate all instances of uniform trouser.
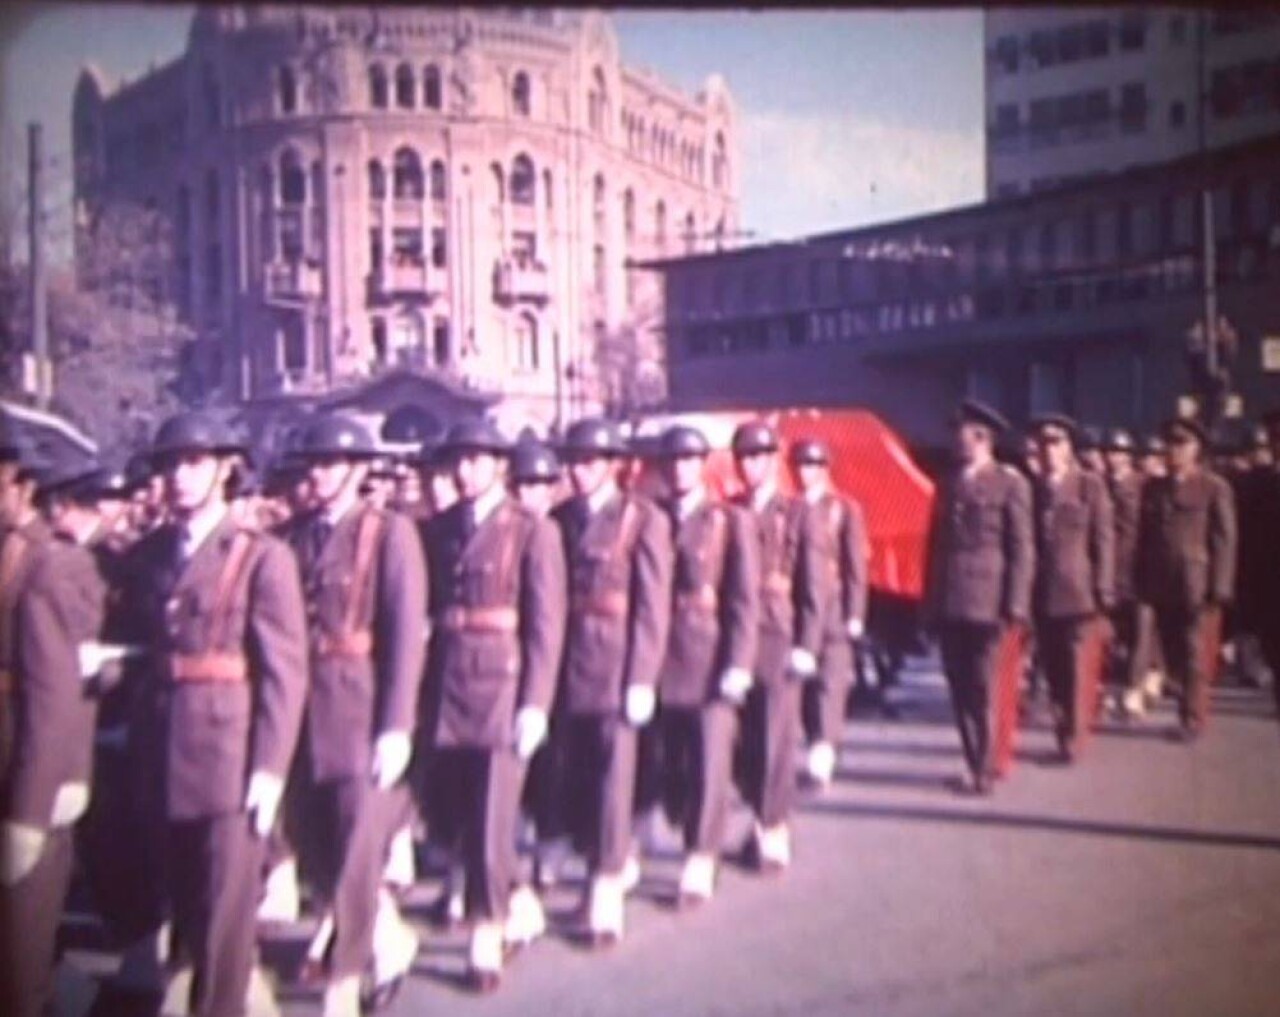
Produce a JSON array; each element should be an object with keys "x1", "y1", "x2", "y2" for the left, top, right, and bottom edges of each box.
[
  {"x1": 1109, "y1": 601, "x2": 1156, "y2": 692},
  {"x1": 736, "y1": 680, "x2": 801, "y2": 828},
  {"x1": 803, "y1": 634, "x2": 855, "y2": 747},
  {"x1": 428, "y1": 747, "x2": 525, "y2": 921},
  {"x1": 939, "y1": 621, "x2": 1003, "y2": 779},
  {"x1": 1037, "y1": 615, "x2": 1091, "y2": 746},
  {"x1": 655, "y1": 702, "x2": 738, "y2": 854},
  {"x1": 561, "y1": 713, "x2": 638, "y2": 876},
  {"x1": 301, "y1": 775, "x2": 399, "y2": 979},
  {"x1": 0, "y1": 824, "x2": 74, "y2": 1017},
  {"x1": 521, "y1": 713, "x2": 568, "y2": 847},
  {"x1": 167, "y1": 813, "x2": 265, "y2": 1017},
  {"x1": 1152, "y1": 604, "x2": 1214, "y2": 729}
]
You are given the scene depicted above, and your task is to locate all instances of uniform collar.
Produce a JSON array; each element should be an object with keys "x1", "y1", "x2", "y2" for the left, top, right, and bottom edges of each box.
[
  {"x1": 674, "y1": 486, "x2": 705, "y2": 520},
  {"x1": 586, "y1": 480, "x2": 618, "y2": 516},
  {"x1": 321, "y1": 489, "x2": 361, "y2": 527},
  {"x1": 750, "y1": 482, "x2": 778, "y2": 512},
  {"x1": 471, "y1": 483, "x2": 506, "y2": 526},
  {"x1": 181, "y1": 504, "x2": 228, "y2": 558}
]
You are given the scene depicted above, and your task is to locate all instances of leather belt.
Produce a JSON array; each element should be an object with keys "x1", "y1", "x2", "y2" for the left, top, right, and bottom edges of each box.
[
  {"x1": 572, "y1": 591, "x2": 628, "y2": 619},
  {"x1": 313, "y1": 629, "x2": 374, "y2": 659},
  {"x1": 437, "y1": 606, "x2": 519, "y2": 634},
  {"x1": 675, "y1": 585, "x2": 718, "y2": 613},
  {"x1": 169, "y1": 652, "x2": 249, "y2": 683}
]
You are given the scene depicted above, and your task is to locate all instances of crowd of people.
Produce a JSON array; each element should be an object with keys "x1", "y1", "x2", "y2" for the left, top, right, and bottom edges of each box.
[{"x1": 0, "y1": 396, "x2": 1276, "y2": 1017}]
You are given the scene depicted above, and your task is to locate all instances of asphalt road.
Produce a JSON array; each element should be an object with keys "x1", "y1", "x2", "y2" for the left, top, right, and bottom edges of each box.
[{"x1": 58, "y1": 660, "x2": 1280, "y2": 1017}]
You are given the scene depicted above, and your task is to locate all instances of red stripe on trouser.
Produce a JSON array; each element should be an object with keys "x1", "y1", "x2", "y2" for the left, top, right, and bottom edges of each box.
[{"x1": 991, "y1": 627, "x2": 1024, "y2": 777}]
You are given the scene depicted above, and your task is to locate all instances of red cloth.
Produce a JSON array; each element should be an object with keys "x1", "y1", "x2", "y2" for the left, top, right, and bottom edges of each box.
[{"x1": 992, "y1": 624, "x2": 1026, "y2": 777}]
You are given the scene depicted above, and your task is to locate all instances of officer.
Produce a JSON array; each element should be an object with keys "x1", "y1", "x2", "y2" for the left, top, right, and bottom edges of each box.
[
  {"x1": 652, "y1": 425, "x2": 758, "y2": 906},
  {"x1": 1029, "y1": 415, "x2": 1114, "y2": 762},
  {"x1": 1136, "y1": 417, "x2": 1237, "y2": 739},
  {"x1": 418, "y1": 418, "x2": 566, "y2": 993},
  {"x1": 729, "y1": 421, "x2": 825, "y2": 873},
  {"x1": 788, "y1": 438, "x2": 868, "y2": 788},
  {"x1": 552, "y1": 417, "x2": 672, "y2": 946},
  {"x1": 923, "y1": 400, "x2": 1034, "y2": 795},
  {"x1": 118, "y1": 411, "x2": 309, "y2": 1017}
]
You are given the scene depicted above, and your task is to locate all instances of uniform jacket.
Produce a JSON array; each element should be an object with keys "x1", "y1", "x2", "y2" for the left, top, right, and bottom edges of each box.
[
  {"x1": 1106, "y1": 471, "x2": 1144, "y2": 605},
  {"x1": 283, "y1": 505, "x2": 427, "y2": 780},
  {"x1": 553, "y1": 492, "x2": 673, "y2": 716},
  {"x1": 421, "y1": 496, "x2": 566, "y2": 749},
  {"x1": 657, "y1": 499, "x2": 760, "y2": 706},
  {"x1": 1032, "y1": 468, "x2": 1115, "y2": 619},
  {"x1": 732, "y1": 490, "x2": 828, "y2": 683},
  {"x1": 924, "y1": 461, "x2": 1034, "y2": 626},
  {"x1": 3, "y1": 535, "x2": 105, "y2": 828},
  {"x1": 1136, "y1": 467, "x2": 1237, "y2": 612},
  {"x1": 811, "y1": 491, "x2": 869, "y2": 640},
  {"x1": 120, "y1": 514, "x2": 309, "y2": 821},
  {"x1": 1, "y1": 517, "x2": 52, "y2": 687}
]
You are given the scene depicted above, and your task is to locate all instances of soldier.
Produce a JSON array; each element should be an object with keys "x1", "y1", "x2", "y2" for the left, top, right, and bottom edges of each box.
[
  {"x1": 280, "y1": 414, "x2": 426, "y2": 1016},
  {"x1": 788, "y1": 438, "x2": 868, "y2": 789},
  {"x1": 1136, "y1": 417, "x2": 1237, "y2": 739},
  {"x1": 418, "y1": 419, "x2": 566, "y2": 993},
  {"x1": 1029, "y1": 415, "x2": 1114, "y2": 762},
  {"x1": 651, "y1": 425, "x2": 758, "y2": 905},
  {"x1": 1256, "y1": 410, "x2": 1280, "y2": 715},
  {"x1": 1140, "y1": 435, "x2": 1167, "y2": 480},
  {"x1": 417, "y1": 438, "x2": 461, "y2": 516},
  {"x1": 117, "y1": 412, "x2": 309, "y2": 1017},
  {"x1": 924, "y1": 400, "x2": 1034, "y2": 795},
  {"x1": 552, "y1": 417, "x2": 672, "y2": 946},
  {"x1": 727, "y1": 421, "x2": 825, "y2": 874},
  {"x1": 509, "y1": 439, "x2": 563, "y2": 516},
  {"x1": 0, "y1": 460, "x2": 118, "y2": 1017}
]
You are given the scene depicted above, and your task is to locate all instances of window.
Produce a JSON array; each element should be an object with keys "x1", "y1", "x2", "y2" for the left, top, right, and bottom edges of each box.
[
  {"x1": 431, "y1": 227, "x2": 447, "y2": 268},
  {"x1": 592, "y1": 174, "x2": 606, "y2": 233},
  {"x1": 1119, "y1": 13, "x2": 1145, "y2": 51},
  {"x1": 279, "y1": 66, "x2": 298, "y2": 114},
  {"x1": 1120, "y1": 82, "x2": 1147, "y2": 132},
  {"x1": 655, "y1": 201, "x2": 667, "y2": 249},
  {"x1": 515, "y1": 314, "x2": 539, "y2": 371},
  {"x1": 1169, "y1": 15, "x2": 1187, "y2": 44},
  {"x1": 993, "y1": 35, "x2": 1018, "y2": 74},
  {"x1": 543, "y1": 170, "x2": 553, "y2": 214},
  {"x1": 512, "y1": 71, "x2": 531, "y2": 116},
  {"x1": 623, "y1": 189, "x2": 635, "y2": 243},
  {"x1": 430, "y1": 160, "x2": 446, "y2": 202},
  {"x1": 512, "y1": 231, "x2": 537, "y2": 264},
  {"x1": 593, "y1": 244, "x2": 605, "y2": 294},
  {"x1": 395, "y1": 64, "x2": 415, "y2": 109},
  {"x1": 424, "y1": 65, "x2": 442, "y2": 110},
  {"x1": 369, "y1": 228, "x2": 383, "y2": 270},
  {"x1": 712, "y1": 132, "x2": 728, "y2": 191},
  {"x1": 368, "y1": 160, "x2": 386, "y2": 201},
  {"x1": 684, "y1": 211, "x2": 696, "y2": 254},
  {"x1": 391, "y1": 227, "x2": 424, "y2": 265},
  {"x1": 392, "y1": 147, "x2": 424, "y2": 200},
  {"x1": 371, "y1": 318, "x2": 388, "y2": 363},
  {"x1": 369, "y1": 65, "x2": 388, "y2": 109},
  {"x1": 588, "y1": 66, "x2": 607, "y2": 134},
  {"x1": 202, "y1": 62, "x2": 220, "y2": 128},
  {"x1": 510, "y1": 155, "x2": 535, "y2": 206},
  {"x1": 433, "y1": 318, "x2": 450, "y2": 366},
  {"x1": 280, "y1": 150, "x2": 305, "y2": 205},
  {"x1": 1170, "y1": 100, "x2": 1186, "y2": 129}
]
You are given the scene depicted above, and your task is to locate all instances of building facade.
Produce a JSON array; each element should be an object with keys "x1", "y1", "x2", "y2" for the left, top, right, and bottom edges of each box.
[
  {"x1": 72, "y1": 6, "x2": 738, "y2": 431},
  {"x1": 986, "y1": 8, "x2": 1280, "y2": 198},
  {"x1": 651, "y1": 136, "x2": 1280, "y2": 450}
]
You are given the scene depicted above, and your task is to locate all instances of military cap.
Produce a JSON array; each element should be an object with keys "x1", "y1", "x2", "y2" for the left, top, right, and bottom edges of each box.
[
  {"x1": 151, "y1": 411, "x2": 245, "y2": 462},
  {"x1": 86, "y1": 460, "x2": 134, "y2": 500},
  {"x1": 952, "y1": 398, "x2": 1009, "y2": 436},
  {"x1": 37, "y1": 458, "x2": 102, "y2": 503},
  {"x1": 510, "y1": 441, "x2": 561, "y2": 484},
  {"x1": 1030, "y1": 413, "x2": 1078, "y2": 440},
  {"x1": 124, "y1": 452, "x2": 153, "y2": 493},
  {"x1": 1141, "y1": 434, "x2": 1167, "y2": 456},
  {"x1": 561, "y1": 417, "x2": 626, "y2": 459},
  {"x1": 658, "y1": 425, "x2": 711, "y2": 459},
  {"x1": 1076, "y1": 425, "x2": 1102, "y2": 452},
  {"x1": 1161, "y1": 415, "x2": 1208, "y2": 446},
  {"x1": 1102, "y1": 428, "x2": 1135, "y2": 453},
  {"x1": 731, "y1": 420, "x2": 780, "y2": 457},
  {"x1": 441, "y1": 418, "x2": 510, "y2": 455},
  {"x1": 626, "y1": 433, "x2": 663, "y2": 461},
  {"x1": 789, "y1": 438, "x2": 831, "y2": 467},
  {"x1": 293, "y1": 413, "x2": 379, "y2": 460}
]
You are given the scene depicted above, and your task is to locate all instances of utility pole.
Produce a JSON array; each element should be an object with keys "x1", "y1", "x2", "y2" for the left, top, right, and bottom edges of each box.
[
  {"x1": 1196, "y1": 11, "x2": 1224, "y2": 427},
  {"x1": 28, "y1": 122, "x2": 49, "y2": 409}
]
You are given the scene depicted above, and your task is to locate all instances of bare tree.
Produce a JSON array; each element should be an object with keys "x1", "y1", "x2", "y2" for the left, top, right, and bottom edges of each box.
[{"x1": 593, "y1": 293, "x2": 668, "y2": 419}]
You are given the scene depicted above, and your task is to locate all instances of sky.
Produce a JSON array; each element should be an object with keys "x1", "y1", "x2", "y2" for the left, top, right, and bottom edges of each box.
[{"x1": 0, "y1": 4, "x2": 985, "y2": 263}]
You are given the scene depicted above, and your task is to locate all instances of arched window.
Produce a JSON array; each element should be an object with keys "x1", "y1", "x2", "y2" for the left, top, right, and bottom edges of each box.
[
  {"x1": 510, "y1": 154, "x2": 535, "y2": 206},
  {"x1": 684, "y1": 211, "x2": 696, "y2": 253},
  {"x1": 280, "y1": 149, "x2": 305, "y2": 205},
  {"x1": 655, "y1": 199, "x2": 667, "y2": 249},
  {"x1": 424, "y1": 65, "x2": 442, "y2": 110},
  {"x1": 392, "y1": 147, "x2": 424, "y2": 200},
  {"x1": 429, "y1": 160, "x2": 447, "y2": 202},
  {"x1": 588, "y1": 65, "x2": 608, "y2": 134},
  {"x1": 368, "y1": 65, "x2": 388, "y2": 109},
  {"x1": 592, "y1": 173, "x2": 606, "y2": 232},
  {"x1": 256, "y1": 168, "x2": 273, "y2": 259},
  {"x1": 368, "y1": 160, "x2": 386, "y2": 201},
  {"x1": 512, "y1": 71, "x2": 531, "y2": 117},
  {"x1": 395, "y1": 63, "x2": 415, "y2": 109},
  {"x1": 515, "y1": 313, "x2": 540, "y2": 371},
  {"x1": 712, "y1": 131, "x2": 728, "y2": 190},
  {"x1": 490, "y1": 163, "x2": 505, "y2": 205},
  {"x1": 279, "y1": 66, "x2": 298, "y2": 114},
  {"x1": 622, "y1": 188, "x2": 635, "y2": 243},
  {"x1": 649, "y1": 124, "x2": 660, "y2": 160}
]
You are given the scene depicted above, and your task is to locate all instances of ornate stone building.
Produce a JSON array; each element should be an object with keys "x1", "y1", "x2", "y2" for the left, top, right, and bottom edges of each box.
[{"x1": 72, "y1": 6, "x2": 738, "y2": 430}]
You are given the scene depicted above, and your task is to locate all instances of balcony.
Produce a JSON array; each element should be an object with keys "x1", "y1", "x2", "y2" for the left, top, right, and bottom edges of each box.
[
  {"x1": 263, "y1": 259, "x2": 322, "y2": 305},
  {"x1": 368, "y1": 259, "x2": 437, "y2": 303},
  {"x1": 492, "y1": 256, "x2": 550, "y2": 305}
]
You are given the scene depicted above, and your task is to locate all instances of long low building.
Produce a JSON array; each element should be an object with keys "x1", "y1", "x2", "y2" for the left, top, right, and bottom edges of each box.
[{"x1": 643, "y1": 134, "x2": 1280, "y2": 450}]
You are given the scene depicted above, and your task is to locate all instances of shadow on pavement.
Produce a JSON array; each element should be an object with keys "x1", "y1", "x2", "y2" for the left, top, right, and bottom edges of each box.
[
  {"x1": 839, "y1": 737, "x2": 961, "y2": 760},
  {"x1": 833, "y1": 767, "x2": 956, "y2": 791}
]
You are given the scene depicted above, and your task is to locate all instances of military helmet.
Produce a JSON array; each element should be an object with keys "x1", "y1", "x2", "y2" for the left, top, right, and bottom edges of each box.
[
  {"x1": 441, "y1": 418, "x2": 511, "y2": 456},
  {"x1": 1075, "y1": 425, "x2": 1102, "y2": 452},
  {"x1": 294, "y1": 413, "x2": 379, "y2": 460},
  {"x1": 561, "y1": 417, "x2": 626, "y2": 459},
  {"x1": 789, "y1": 438, "x2": 831, "y2": 467},
  {"x1": 1102, "y1": 428, "x2": 1135, "y2": 453},
  {"x1": 86, "y1": 459, "x2": 134, "y2": 501},
  {"x1": 151, "y1": 411, "x2": 245, "y2": 463},
  {"x1": 1142, "y1": 434, "x2": 1167, "y2": 456},
  {"x1": 731, "y1": 420, "x2": 780, "y2": 457},
  {"x1": 658, "y1": 425, "x2": 711, "y2": 459},
  {"x1": 510, "y1": 441, "x2": 561, "y2": 484},
  {"x1": 36, "y1": 457, "x2": 102, "y2": 503},
  {"x1": 952, "y1": 398, "x2": 1009, "y2": 436},
  {"x1": 124, "y1": 452, "x2": 154, "y2": 493}
]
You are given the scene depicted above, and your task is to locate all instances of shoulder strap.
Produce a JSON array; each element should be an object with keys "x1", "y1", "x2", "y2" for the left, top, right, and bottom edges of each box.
[
  {"x1": 343, "y1": 507, "x2": 386, "y2": 635},
  {"x1": 210, "y1": 529, "x2": 258, "y2": 649}
]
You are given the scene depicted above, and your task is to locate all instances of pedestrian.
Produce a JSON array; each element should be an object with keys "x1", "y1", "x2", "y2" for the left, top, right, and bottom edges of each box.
[{"x1": 923, "y1": 400, "x2": 1034, "y2": 795}]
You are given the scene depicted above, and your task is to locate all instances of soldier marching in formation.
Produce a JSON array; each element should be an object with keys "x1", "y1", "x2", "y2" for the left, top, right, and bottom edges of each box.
[{"x1": 0, "y1": 391, "x2": 1266, "y2": 1014}]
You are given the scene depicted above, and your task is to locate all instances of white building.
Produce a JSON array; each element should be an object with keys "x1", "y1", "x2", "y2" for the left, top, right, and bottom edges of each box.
[
  {"x1": 985, "y1": 8, "x2": 1280, "y2": 198},
  {"x1": 72, "y1": 6, "x2": 738, "y2": 430}
]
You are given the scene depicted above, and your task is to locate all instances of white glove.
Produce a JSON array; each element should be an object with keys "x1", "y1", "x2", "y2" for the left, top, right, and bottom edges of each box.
[
  {"x1": 371, "y1": 731, "x2": 413, "y2": 790},
  {"x1": 788, "y1": 647, "x2": 818, "y2": 679},
  {"x1": 513, "y1": 706, "x2": 549, "y2": 761},
  {"x1": 0, "y1": 822, "x2": 46, "y2": 886},
  {"x1": 719, "y1": 667, "x2": 753, "y2": 705},
  {"x1": 77, "y1": 642, "x2": 139, "y2": 680},
  {"x1": 847, "y1": 618, "x2": 865, "y2": 641},
  {"x1": 244, "y1": 771, "x2": 284, "y2": 838},
  {"x1": 625, "y1": 685, "x2": 657, "y2": 727}
]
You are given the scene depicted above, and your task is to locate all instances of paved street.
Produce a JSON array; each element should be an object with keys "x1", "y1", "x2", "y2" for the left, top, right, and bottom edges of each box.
[{"x1": 61, "y1": 658, "x2": 1280, "y2": 1017}]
